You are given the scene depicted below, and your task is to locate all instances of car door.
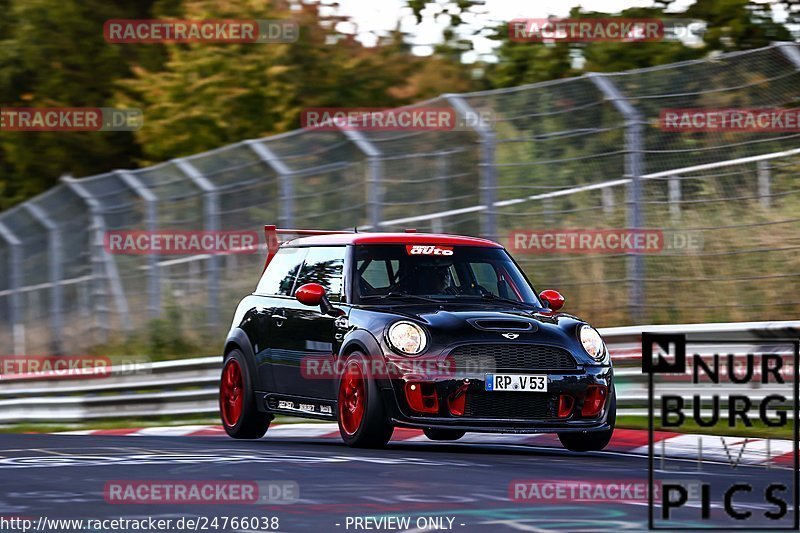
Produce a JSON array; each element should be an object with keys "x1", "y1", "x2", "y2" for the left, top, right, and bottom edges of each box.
[
  {"x1": 252, "y1": 246, "x2": 308, "y2": 392},
  {"x1": 272, "y1": 246, "x2": 346, "y2": 399}
]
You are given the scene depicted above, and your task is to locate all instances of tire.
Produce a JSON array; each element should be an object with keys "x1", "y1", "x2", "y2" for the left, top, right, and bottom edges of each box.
[
  {"x1": 337, "y1": 351, "x2": 394, "y2": 448},
  {"x1": 220, "y1": 349, "x2": 272, "y2": 439},
  {"x1": 423, "y1": 428, "x2": 466, "y2": 441},
  {"x1": 558, "y1": 387, "x2": 616, "y2": 452}
]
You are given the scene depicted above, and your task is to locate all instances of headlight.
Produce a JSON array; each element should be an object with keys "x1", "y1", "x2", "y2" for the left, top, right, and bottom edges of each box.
[
  {"x1": 387, "y1": 321, "x2": 427, "y2": 355},
  {"x1": 580, "y1": 325, "x2": 606, "y2": 361}
]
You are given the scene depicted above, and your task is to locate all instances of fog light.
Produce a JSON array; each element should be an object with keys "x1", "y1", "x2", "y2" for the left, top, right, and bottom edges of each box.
[
  {"x1": 405, "y1": 382, "x2": 439, "y2": 414},
  {"x1": 581, "y1": 385, "x2": 608, "y2": 417},
  {"x1": 558, "y1": 394, "x2": 575, "y2": 418}
]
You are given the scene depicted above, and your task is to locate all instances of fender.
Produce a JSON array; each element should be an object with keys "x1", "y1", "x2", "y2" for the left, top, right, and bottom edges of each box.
[
  {"x1": 338, "y1": 328, "x2": 391, "y2": 388},
  {"x1": 224, "y1": 327, "x2": 262, "y2": 392}
]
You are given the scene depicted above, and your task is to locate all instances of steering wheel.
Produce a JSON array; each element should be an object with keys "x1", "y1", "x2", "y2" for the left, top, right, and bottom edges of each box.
[
  {"x1": 472, "y1": 284, "x2": 491, "y2": 296},
  {"x1": 441, "y1": 285, "x2": 460, "y2": 296}
]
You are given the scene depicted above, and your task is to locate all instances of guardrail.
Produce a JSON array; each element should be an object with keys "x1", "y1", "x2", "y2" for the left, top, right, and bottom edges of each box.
[{"x1": 1, "y1": 321, "x2": 798, "y2": 423}]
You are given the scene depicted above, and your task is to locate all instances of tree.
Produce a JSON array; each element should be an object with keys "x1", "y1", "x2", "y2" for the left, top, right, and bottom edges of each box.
[
  {"x1": 484, "y1": 29, "x2": 574, "y2": 87},
  {"x1": 120, "y1": 0, "x2": 428, "y2": 162},
  {"x1": 0, "y1": 0, "x2": 161, "y2": 209},
  {"x1": 686, "y1": 0, "x2": 794, "y2": 51}
]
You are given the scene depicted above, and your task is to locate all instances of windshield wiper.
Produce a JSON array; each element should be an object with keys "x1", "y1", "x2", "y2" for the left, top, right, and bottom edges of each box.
[{"x1": 361, "y1": 292, "x2": 445, "y2": 304}]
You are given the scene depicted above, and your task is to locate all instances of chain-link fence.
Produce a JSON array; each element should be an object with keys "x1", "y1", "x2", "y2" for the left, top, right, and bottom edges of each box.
[{"x1": 1, "y1": 42, "x2": 799, "y2": 354}]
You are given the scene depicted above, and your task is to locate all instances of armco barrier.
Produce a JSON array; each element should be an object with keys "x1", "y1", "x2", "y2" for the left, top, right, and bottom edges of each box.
[{"x1": 0, "y1": 321, "x2": 797, "y2": 423}]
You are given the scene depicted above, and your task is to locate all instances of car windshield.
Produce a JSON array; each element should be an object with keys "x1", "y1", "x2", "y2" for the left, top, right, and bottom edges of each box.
[{"x1": 354, "y1": 244, "x2": 541, "y2": 306}]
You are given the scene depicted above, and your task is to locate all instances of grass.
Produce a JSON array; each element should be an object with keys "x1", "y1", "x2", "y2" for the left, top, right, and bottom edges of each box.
[
  {"x1": 0, "y1": 415, "x2": 316, "y2": 434},
  {"x1": 617, "y1": 415, "x2": 796, "y2": 440}
]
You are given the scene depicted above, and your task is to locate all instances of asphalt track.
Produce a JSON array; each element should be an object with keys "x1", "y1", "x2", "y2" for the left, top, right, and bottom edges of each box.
[{"x1": 0, "y1": 430, "x2": 796, "y2": 533}]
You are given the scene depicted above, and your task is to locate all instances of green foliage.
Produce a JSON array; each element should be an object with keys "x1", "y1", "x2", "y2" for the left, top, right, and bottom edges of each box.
[
  {"x1": 687, "y1": 0, "x2": 793, "y2": 50},
  {"x1": 474, "y1": 1, "x2": 797, "y2": 89},
  {"x1": 117, "y1": 0, "x2": 479, "y2": 163},
  {"x1": 0, "y1": 0, "x2": 465, "y2": 207},
  {"x1": 0, "y1": 0, "x2": 162, "y2": 208},
  {"x1": 89, "y1": 302, "x2": 208, "y2": 360},
  {"x1": 146, "y1": 304, "x2": 198, "y2": 356},
  {"x1": 1, "y1": 0, "x2": 797, "y2": 221}
]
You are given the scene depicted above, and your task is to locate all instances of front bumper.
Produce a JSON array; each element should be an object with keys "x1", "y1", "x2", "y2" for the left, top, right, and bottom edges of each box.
[{"x1": 382, "y1": 364, "x2": 614, "y2": 434}]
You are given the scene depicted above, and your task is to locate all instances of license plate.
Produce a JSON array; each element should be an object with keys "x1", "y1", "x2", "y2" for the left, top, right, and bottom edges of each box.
[{"x1": 485, "y1": 374, "x2": 548, "y2": 392}]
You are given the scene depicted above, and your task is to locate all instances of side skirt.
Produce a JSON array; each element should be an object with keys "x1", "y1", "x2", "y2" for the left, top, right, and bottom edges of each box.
[{"x1": 259, "y1": 392, "x2": 337, "y2": 421}]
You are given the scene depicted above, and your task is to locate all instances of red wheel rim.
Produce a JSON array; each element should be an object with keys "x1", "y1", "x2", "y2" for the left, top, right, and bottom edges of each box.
[
  {"x1": 338, "y1": 361, "x2": 366, "y2": 436},
  {"x1": 220, "y1": 359, "x2": 244, "y2": 427}
]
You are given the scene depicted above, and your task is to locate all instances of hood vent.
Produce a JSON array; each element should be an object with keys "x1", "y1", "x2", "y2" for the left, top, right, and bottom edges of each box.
[{"x1": 469, "y1": 319, "x2": 537, "y2": 332}]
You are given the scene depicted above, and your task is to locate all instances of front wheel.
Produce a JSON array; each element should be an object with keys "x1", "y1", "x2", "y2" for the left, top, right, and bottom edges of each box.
[
  {"x1": 220, "y1": 349, "x2": 272, "y2": 439},
  {"x1": 558, "y1": 387, "x2": 616, "y2": 452},
  {"x1": 337, "y1": 352, "x2": 394, "y2": 448}
]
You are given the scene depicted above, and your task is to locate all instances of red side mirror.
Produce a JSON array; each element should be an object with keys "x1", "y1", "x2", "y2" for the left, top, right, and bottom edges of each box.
[
  {"x1": 539, "y1": 289, "x2": 565, "y2": 312},
  {"x1": 296, "y1": 283, "x2": 326, "y2": 306}
]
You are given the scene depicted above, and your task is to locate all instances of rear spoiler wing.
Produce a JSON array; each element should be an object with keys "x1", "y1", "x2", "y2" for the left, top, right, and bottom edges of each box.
[
  {"x1": 263, "y1": 225, "x2": 353, "y2": 272},
  {"x1": 262, "y1": 225, "x2": 419, "y2": 272}
]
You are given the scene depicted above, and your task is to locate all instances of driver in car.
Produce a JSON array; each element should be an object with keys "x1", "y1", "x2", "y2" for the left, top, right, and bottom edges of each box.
[{"x1": 419, "y1": 265, "x2": 458, "y2": 295}]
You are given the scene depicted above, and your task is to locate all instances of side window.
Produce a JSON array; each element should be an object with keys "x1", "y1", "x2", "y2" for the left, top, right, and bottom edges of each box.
[
  {"x1": 255, "y1": 248, "x2": 308, "y2": 296},
  {"x1": 294, "y1": 247, "x2": 346, "y2": 302}
]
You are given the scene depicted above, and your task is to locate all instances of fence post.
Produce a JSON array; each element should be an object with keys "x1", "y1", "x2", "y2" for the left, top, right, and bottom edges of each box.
[
  {"x1": 339, "y1": 129, "x2": 382, "y2": 229},
  {"x1": 175, "y1": 158, "x2": 220, "y2": 329},
  {"x1": 23, "y1": 203, "x2": 64, "y2": 353},
  {"x1": 774, "y1": 42, "x2": 800, "y2": 213},
  {"x1": 668, "y1": 176, "x2": 682, "y2": 220},
  {"x1": 61, "y1": 175, "x2": 132, "y2": 341},
  {"x1": 0, "y1": 221, "x2": 25, "y2": 354},
  {"x1": 115, "y1": 170, "x2": 161, "y2": 318},
  {"x1": 757, "y1": 161, "x2": 771, "y2": 209},
  {"x1": 245, "y1": 140, "x2": 295, "y2": 228},
  {"x1": 589, "y1": 74, "x2": 646, "y2": 323},
  {"x1": 602, "y1": 186, "x2": 615, "y2": 215},
  {"x1": 776, "y1": 41, "x2": 800, "y2": 69},
  {"x1": 431, "y1": 151, "x2": 449, "y2": 233},
  {"x1": 444, "y1": 94, "x2": 497, "y2": 240}
]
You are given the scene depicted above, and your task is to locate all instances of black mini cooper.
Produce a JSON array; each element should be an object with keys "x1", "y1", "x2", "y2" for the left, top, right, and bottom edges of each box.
[{"x1": 219, "y1": 227, "x2": 615, "y2": 450}]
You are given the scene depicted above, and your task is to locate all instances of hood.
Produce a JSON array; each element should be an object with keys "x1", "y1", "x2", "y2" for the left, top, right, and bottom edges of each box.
[{"x1": 365, "y1": 303, "x2": 587, "y2": 350}]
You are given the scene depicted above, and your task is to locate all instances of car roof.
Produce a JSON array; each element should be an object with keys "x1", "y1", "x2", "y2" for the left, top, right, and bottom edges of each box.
[{"x1": 282, "y1": 232, "x2": 503, "y2": 248}]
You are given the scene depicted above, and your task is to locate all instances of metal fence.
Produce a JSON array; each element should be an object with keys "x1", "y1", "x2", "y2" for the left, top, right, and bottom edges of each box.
[
  {"x1": 2, "y1": 320, "x2": 796, "y2": 423},
  {"x1": 1, "y1": 43, "x2": 799, "y2": 355}
]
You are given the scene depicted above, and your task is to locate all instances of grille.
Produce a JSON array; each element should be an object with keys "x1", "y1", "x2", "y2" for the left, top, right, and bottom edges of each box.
[
  {"x1": 449, "y1": 344, "x2": 577, "y2": 372},
  {"x1": 464, "y1": 391, "x2": 556, "y2": 419}
]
